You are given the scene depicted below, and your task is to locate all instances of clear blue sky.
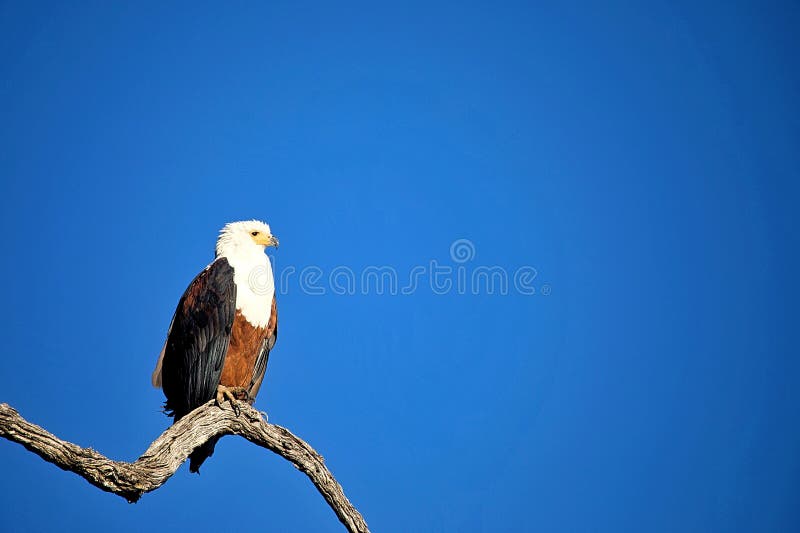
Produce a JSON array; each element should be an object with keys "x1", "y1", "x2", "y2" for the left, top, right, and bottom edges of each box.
[{"x1": 0, "y1": 1, "x2": 798, "y2": 532}]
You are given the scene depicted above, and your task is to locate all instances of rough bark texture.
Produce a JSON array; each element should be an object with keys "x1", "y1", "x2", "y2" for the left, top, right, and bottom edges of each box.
[{"x1": 0, "y1": 401, "x2": 369, "y2": 533}]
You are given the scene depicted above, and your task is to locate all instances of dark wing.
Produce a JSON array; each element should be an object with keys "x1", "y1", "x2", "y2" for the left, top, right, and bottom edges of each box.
[
  {"x1": 247, "y1": 295, "x2": 278, "y2": 402},
  {"x1": 161, "y1": 257, "x2": 236, "y2": 420}
]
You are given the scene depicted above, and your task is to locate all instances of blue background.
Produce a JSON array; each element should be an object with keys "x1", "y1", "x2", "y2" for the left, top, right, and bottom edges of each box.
[{"x1": 1, "y1": 1, "x2": 798, "y2": 532}]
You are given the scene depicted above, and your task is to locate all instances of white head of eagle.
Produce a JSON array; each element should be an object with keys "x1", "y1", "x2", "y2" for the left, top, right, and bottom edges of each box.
[
  {"x1": 216, "y1": 219, "x2": 279, "y2": 259},
  {"x1": 152, "y1": 220, "x2": 280, "y2": 473},
  {"x1": 215, "y1": 219, "x2": 278, "y2": 328}
]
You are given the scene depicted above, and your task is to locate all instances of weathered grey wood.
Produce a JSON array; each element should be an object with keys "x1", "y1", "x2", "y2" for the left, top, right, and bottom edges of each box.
[{"x1": 0, "y1": 401, "x2": 369, "y2": 533}]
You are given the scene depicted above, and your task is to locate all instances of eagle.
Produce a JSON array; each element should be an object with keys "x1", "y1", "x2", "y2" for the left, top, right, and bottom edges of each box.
[{"x1": 151, "y1": 220, "x2": 279, "y2": 472}]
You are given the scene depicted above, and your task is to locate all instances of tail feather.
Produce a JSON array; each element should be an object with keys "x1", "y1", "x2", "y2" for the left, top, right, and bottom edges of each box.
[{"x1": 189, "y1": 436, "x2": 220, "y2": 473}]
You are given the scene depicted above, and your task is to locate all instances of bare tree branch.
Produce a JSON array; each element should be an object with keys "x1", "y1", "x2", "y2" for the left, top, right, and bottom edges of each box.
[{"x1": 0, "y1": 401, "x2": 369, "y2": 533}]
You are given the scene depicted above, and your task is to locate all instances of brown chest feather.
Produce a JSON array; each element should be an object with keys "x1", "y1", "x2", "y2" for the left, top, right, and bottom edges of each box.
[{"x1": 220, "y1": 311, "x2": 269, "y2": 389}]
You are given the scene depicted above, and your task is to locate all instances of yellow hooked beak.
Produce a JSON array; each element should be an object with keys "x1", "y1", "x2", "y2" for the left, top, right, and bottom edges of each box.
[{"x1": 254, "y1": 233, "x2": 279, "y2": 248}]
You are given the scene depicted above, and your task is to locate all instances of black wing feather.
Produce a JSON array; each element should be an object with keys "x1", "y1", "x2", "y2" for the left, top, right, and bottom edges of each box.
[{"x1": 161, "y1": 258, "x2": 236, "y2": 420}]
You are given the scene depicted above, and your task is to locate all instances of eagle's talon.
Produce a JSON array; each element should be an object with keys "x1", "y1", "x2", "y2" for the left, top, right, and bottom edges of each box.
[
  {"x1": 215, "y1": 385, "x2": 237, "y2": 411},
  {"x1": 215, "y1": 385, "x2": 248, "y2": 416}
]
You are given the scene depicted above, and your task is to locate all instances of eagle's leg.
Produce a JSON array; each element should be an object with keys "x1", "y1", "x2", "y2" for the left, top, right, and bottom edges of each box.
[{"x1": 215, "y1": 385, "x2": 248, "y2": 416}]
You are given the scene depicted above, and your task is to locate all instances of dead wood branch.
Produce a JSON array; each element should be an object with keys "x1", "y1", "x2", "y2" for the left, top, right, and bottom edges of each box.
[{"x1": 0, "y1": 401, "x2": 368, "y2": 533}]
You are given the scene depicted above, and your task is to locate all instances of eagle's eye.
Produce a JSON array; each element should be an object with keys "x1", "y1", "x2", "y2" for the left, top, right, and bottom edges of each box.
[{"x1": 251, "y1": 231, "x2": 259, "y2": 236}]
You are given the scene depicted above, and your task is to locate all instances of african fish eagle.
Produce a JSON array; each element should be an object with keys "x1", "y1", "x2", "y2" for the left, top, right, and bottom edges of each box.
[{"x1": 151, "y1": 220, "x2": 279, "y2": 472}]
